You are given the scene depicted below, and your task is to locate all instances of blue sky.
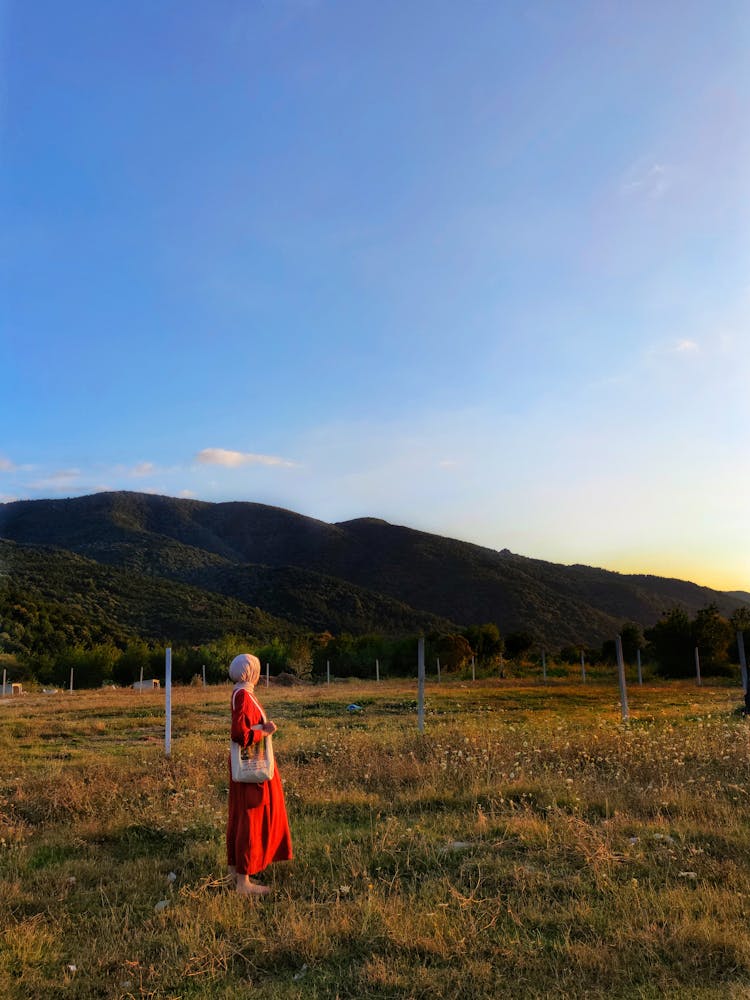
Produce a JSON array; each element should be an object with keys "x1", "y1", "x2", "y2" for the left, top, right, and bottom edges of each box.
[{"x1": 2, "y1": 0, "x2": 749, "y2": 591}]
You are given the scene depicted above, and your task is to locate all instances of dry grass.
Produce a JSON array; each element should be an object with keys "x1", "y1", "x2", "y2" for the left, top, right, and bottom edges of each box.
[{"x1": 1, "y1": 678, "x2": 749, "y2": 998}]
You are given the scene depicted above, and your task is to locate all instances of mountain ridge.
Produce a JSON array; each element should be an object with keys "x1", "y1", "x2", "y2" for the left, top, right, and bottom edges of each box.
[{"x1": 0, "y1": 491, "x2": 746, "y2": 647}]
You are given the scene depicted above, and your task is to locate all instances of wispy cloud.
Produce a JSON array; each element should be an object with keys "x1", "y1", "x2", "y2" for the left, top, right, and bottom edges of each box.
[
  {"x1": 674, "y1": 339, "x2": 699, "y2": 354},
  {"x1": 588, "y1": 373, "x2": 630, "y2": 390},
  {"x1": 646, "y1": 338, "x2": 701, "y2": 360},
  {"x1": 28, "y1": 469, "x2": 81, "y2": 490},
  {"x1": 620, "y1": 161, "x2": 671, "y2": 200},
  {"x1": 195, "y1": 448, "x2": 297, "y2": 468},
  {"x1": 130, "y1": 461, "x2": 155, "y2": 477},
  {"x1": 0, "y1": 456, "x2": 17, "y2": 473}
]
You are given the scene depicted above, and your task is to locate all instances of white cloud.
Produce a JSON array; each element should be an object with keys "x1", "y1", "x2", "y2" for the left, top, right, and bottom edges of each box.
[
  {"x1": 28, "y1": 469, "x2": 81, "y2": 490},
  {"x1": 178, "y1": 489, "x2": 196, "y2": 498},
  {"x1": 0, "y1": 456, "x2": 16, "y2": 472},
  {"x1": 620, "y1": 161, "x2": 671, "y2": 200},
  {"x1": 674, "y1": 339, "x2": 699, "y2": 354},
  {"x1": 195, "y1": 448, "x2": 297, "y2": 468},
  {"x1": 130, "y1": 461, "x2": 155, "y2": 477},
  {"x1": 646, "y1": 338, "x2": 701, "y2": 360}
]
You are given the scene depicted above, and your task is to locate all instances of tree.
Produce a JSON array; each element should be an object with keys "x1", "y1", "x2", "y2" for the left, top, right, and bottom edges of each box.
[
  {"x1": 645, "y1": 608, "x2": 692, "y2": 677},
  {"x1": 429, "y1": 633, "x2": 473, "y2": 672},
  {"x1": 620, "y1": 623, "x2": 644, "y2": 663},
  {"x1": 600, "y1": 639, "x2": 617, "y2": 665},
  {"x1": 112, "y1": 640, "x2": 152, "y2": 686},
  {"x1": 462, "y1": 624, "x2": 504, "y2": 666},
  {"x1": 389, "y1": 636, "x2": 420, "y2": 677},
  {"x1": 559, "y1": 645, "x2": 585, "y2": 665},
  {"x1": 255, "y1": 637, "x2": 290, "y2": 677},
  {"x1": 286, "y1": 638, "x2": 313, "y2": 679},
  {"x1": 504, "y1": 631, "x2": 534, "y2": 661},
  {"x1": 730, "y1": 606, "x2": 750, "y2": 632},
  {"x1": 692, "y1": 604, "x2": 732, "y2": 674},
  {"x1": 729, "y1": 607, "x2": 750, "y2": 666},
  {"x1": 56, "y1": 644, "x2": 119, "y2": 688}
]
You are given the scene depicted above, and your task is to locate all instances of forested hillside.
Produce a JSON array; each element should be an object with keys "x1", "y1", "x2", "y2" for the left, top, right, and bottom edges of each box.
[{"x1": 1, "y1": 491, "x2": 745, "y2": 648}]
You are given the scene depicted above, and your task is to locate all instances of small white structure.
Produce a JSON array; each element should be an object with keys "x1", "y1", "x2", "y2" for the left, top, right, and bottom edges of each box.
[
  {"x1": 3, "y1": 682, "x2": 22, "y2": 695},
  {"x1": 132, "y1": 679, "x2": 160, "y2": 690}
]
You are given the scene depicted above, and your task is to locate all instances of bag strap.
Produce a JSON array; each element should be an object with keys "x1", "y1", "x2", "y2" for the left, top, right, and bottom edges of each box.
[
  {"x1": 246, "y1": 691, "x2": 268, "y2": 725},
  {"x1": 232, "y1": 687, "x2": 267, "y2": 725}
]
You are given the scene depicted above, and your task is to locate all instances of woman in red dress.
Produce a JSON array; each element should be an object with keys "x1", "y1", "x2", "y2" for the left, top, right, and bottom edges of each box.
[{"x1": 226, "y1": 653, "x2": 293, "y2": 896}]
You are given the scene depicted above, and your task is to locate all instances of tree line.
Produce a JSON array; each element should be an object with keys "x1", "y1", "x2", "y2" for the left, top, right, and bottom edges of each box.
[{"x1": 2, "y1": 581, "x2": 748, "y2": 688}]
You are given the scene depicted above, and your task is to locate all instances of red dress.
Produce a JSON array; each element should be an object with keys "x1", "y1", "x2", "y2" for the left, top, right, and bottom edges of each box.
[{"x1": 226, "y1": 687, "x2": 293, "y2": 876}]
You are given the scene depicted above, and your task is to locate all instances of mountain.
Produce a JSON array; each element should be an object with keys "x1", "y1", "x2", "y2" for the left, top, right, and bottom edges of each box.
[
  {"x1": 0, "y1": 537, "x2": 292, "y2": 645},
  {"x1": 0, "y1": 536, "x2": 451, "y2": 646},
  {"x1": 1, "y1": 491, "x2": 746, "y2": 647}
]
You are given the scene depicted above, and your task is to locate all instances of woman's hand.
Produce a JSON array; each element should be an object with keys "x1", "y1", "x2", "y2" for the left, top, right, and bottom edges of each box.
[{"x1": 260, "y1": 720, "x2": 277, "y2": 735}]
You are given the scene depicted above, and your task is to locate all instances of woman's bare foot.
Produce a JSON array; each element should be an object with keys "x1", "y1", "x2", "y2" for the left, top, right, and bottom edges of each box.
[
  {"x1": 236, "y1": 875, "x2": 270, "y2": 896},
  {"x1": 227, "y1": 865, "x2": 238, "y2": 885}
]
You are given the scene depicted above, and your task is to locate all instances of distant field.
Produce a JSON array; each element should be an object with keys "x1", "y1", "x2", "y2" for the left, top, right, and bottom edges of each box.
[{"x1": 1, "y1": 679, "x2": 749, "y2": 999}]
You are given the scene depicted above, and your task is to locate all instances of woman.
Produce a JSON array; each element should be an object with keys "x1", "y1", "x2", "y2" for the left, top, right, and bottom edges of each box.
[{"x1": 226, "y1": 653, "x2": 292, "y2": 896}]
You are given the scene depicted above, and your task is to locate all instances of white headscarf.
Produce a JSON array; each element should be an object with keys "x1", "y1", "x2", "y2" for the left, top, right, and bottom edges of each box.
[{"x1": 228, "y1": 653, "x2": 261, "y2": 691}]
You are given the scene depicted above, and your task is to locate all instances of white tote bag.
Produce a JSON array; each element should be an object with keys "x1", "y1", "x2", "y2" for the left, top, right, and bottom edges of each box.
[{"x1": 230, "y1": 689, "x2": 275, "y2": 783}]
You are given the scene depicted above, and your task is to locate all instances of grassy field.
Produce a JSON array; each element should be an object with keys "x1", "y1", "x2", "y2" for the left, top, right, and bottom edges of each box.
[{"x1": 1, "y1": 677, "x2": 749, "y2": 999}]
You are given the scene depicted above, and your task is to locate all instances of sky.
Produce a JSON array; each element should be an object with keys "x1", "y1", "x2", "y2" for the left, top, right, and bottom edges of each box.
[{"x1": 2, "y1": 0, "x2": 749, "y2": 592}]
